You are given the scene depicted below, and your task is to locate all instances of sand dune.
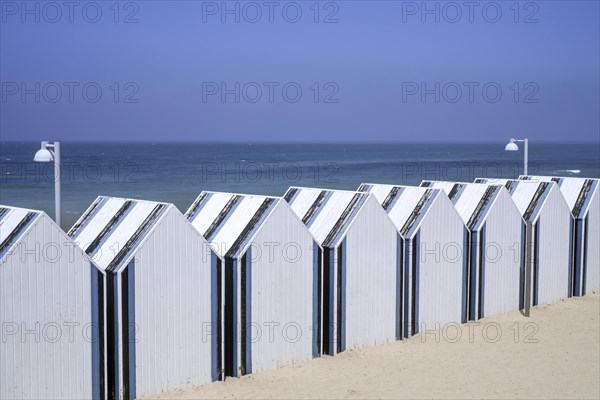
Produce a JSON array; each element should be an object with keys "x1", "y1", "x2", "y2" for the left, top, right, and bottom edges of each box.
[{"x1": 151, "y1": 293, "x2": 599, "y2": 399}]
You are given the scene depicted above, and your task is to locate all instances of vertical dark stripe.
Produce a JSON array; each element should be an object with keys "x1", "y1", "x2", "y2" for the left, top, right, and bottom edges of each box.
[
  {"x1": 122, "y1": 266, "x2": 131, "y2": 400},
  {"x1": 478, "y1": 229, "x2": 485, "y2": 319},
  {"x1": 105, "y1": 273, "x2": 117, "y2": 400},
  {"x1": 98, "y1": 271, "x2": 106, "y2": 400},
  {"x1": 533, "y1": 223, "x2": 540, "y2": 305},
  {"x1": 519, "y1": 223, "x2": 526, "y2": 309},
  {"x1": 336, "y1": 243, "x2": 344, "y2": 353},
  {"x1": 240, "y1": 253, "x2": 248, "y2": 375},
  {"x1": 462, "y1": 229, "x2": 470, "y2": 323},
  {"x1": 403, "y1": 238, "x2": 410, "y2": 338},
  {"x1": 312, "y1": 245, "x2": 321, "y2": 357},
  {"x1": 322, "y1": 248, "x2": 331, "y2": 356},
  {"x1": 91, "y1": 268, "x2": 104, "y2": 400},
  {"x1": 335, "y1": 242, "x2": 344, "y2": 353},
  {"x1": 395, "y1": 234, "x2": 402, "y2": 339},
  {"x1": 215, "y1": 257, "x2": 223, "y2": 380},
  {"x1": 128, "y1": 263, "x2": 136, "y2": 399},
  {"x1": 411, "y1": 236, "x2": 418, "y2": 335},
  {"x1": 574, "y1": 219, "x2": 583, "y2": 296},
  {"x1": 567, "y1": 218, "x2": 574, "y2": 298},
  {"x1": 469, "y1": 231, "x2": 478, "y2": 321},
  {"x1": 582, "y1": 216, "x2": 588, "y2": 295},
  {"x1": 246, "y1": 251, "x2": 252, "y2": 373},
  {"x1": 224, "y1": 257, "x2": 236, "y2": 376},
  {"x1": 318, "y1": 247, "x2": 322, "y2": 356}
]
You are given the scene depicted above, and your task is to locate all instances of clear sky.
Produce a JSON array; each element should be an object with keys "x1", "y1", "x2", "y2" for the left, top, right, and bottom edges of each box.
[{"x1": 1, "y1": 0, "x2": 599, "y2": 142}]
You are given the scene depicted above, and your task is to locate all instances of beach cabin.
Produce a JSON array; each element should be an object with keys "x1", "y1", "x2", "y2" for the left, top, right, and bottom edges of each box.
[
  {"x1": 0, "y1": 206, "x2": 101, "y2": 400},
  {"x1": 357, "y1": 184, "x2": 466, "y2": 336},
  {"x1": 520, "y1": 176, "x2": 599, "y2": 296},
  {"x1": 69, "y1": 197, "x2": 217, "y2": 399},
  {"x1": 283, "y1": 187, "x2": 398, "y2": 355},
  {"x1": 476, "y1": 178, "x2": 571, "y2": 306},
  {"x1": 420, "y1": 181, "x2": 522, "y2": 320},
  {"x1": 185, "y1": 192, "x2": 318, "y2": 377}
]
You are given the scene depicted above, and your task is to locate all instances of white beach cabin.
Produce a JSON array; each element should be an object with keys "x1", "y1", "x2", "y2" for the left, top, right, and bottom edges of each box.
[
  {"x1": 0, "y1": 206, "x2": 102, "y2": 400},
  {"x1": 185, "y1": 191, "x2": 319, "y2": 378},
  {"x1": 520, "y1": 175, "x2": 600, "y2": 296},
  {"x1": 420, "y1": 181, "x2": 522, "y2": 320},
  {"x1": 69, "y1": 197, "x2": 217, "y2": 399},
  {"x1": 284, "y1": 187, "x2": 398, "y2": 355},
  {"x1": 357, "y1": 184, "x2": 466, "y2": 336},
  {"x1": 476, "y1": 178, "x2": 571, "y2": 306}
]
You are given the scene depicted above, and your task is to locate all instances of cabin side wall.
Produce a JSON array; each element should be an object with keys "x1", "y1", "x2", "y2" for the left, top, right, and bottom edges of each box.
[
  {"x1": 243, "y1": 201, "x2": 317, "y2": 374},
  {"x1": 536, "y1": 189, "x2": 571, "y2": 304},
  {"x1": 342, "y1": 197, "x2": 397, "y2": 351},
  {"x1": 129, "y1": 208, "x2": 216, "y2": 398},
  {"x1": 585, "y1": 190, "x2": 600, "y2": 293},
  {"x1": 0, "y1": 215, "x2": 96, "y2": 400},
  {"x1": 416, "y1": 197, "x2": 465, "y2": 330},
  {"x1": 480, "y1": 191, "x2": 522, "y2": 317}
]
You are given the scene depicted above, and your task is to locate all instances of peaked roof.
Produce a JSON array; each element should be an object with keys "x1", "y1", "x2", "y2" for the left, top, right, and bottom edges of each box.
[
  {"x1": 420, "y1": 181, "x2": 502, "y2": 230},
  {"x1": 69, "y1": 197, "x2": 169, "y2": 271},
  {"x1": 476, "y1": 178, "x2": 555, "y2": 222},
  {"x1": 0, "y1": 205, "x2": 42, "y2": 259},
  {"x1": 358, "y1": 183, "x2": 441, "y2": 237},
  {"x1": 284, "y1": 187, "x2": 369, "y2": 247},
  {"x1": 186, "y1": 191, "x2": 279, "y2": 259},
  {"x1": 520, "y1": 175, "x2": 599, "y2": 218}
]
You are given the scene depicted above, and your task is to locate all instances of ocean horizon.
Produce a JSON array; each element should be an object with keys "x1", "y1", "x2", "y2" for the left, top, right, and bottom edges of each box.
[{"x1": 2, "y1": 141, "x2": 599, "y2": 229}]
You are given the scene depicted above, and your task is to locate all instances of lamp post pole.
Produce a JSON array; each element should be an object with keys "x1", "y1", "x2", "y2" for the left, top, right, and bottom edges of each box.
[
  {"x1": 505, "y1": 138, "x2": 529, "y2": 177},
  {"x1": 523, "y1": 138, "x2": 528, "y2": 176},
  {"x1": 34, "y1": 141, "x2": 61, "y2": 227},
  {"x1": 53, "y1": 142, "x2": 61, "y2": 227}
]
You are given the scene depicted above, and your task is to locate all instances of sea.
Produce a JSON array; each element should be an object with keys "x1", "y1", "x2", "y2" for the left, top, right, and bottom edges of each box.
[{"x1": 1, "y1": 142, "x2": 599, "y2": 230}]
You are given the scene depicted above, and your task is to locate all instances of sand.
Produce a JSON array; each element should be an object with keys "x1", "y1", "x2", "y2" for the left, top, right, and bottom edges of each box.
[{"x1": 152, "y1": 293, "x2": 600, "y2": 399}]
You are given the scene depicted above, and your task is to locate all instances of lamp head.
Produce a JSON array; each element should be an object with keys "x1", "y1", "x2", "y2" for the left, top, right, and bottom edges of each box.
[
  {"x1": 34, "y1": 142, "x2": 54, "y2": 162},
  {"x1": 505, "y1": 139, "x2": 519, "y2": 151}
]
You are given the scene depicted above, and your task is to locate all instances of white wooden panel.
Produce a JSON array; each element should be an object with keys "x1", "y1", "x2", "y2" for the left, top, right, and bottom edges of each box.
[
  {"x1": 244, "y1": 201, "x2": 316, "y2": 373},
  {"x1": 125, "y1": 206, "x2": 215, "y2": 398},
  {"x1": 342, "y1": 196, "x2": 398, "y2": 350},
  {"x1": 479, "y1": 190, "x2": 522, "y2": 317},
  {"x1": 0, "y1": 211, "x2": 96, "y2": 400}
]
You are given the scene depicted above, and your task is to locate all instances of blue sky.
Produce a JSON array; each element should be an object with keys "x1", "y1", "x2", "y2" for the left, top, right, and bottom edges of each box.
[{"x1": 1, "y1": 0, "x2": 599, "y2": 142}]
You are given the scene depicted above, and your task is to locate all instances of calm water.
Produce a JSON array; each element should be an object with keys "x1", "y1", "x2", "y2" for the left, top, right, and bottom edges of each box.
[{"x1": 1, "y1": 142, "x2": 598, "y2": 229}]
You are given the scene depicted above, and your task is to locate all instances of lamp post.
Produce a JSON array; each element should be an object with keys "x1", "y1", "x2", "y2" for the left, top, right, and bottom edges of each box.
[
  {"x1": 505, "y1": 137, "x2": 528, "y2": 176},
  {"x1": 34, "y1": 141, "x2": 61, "y2": 227}
]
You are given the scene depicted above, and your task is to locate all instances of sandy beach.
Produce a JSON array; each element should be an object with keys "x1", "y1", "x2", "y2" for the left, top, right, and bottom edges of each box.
[{"x1": 152, "y1": 293, "x2": 599, "y2": 400}]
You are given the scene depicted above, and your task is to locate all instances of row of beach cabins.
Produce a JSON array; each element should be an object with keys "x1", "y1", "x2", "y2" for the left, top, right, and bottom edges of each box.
[{"x1": 0, "y1": 175, "x2": 598, "y2": 399}]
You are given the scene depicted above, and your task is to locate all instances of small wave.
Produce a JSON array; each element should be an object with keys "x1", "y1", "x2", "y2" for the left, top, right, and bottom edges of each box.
[{"x1": 556, "y1": 169, "x2": 581, "y2": 174}]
